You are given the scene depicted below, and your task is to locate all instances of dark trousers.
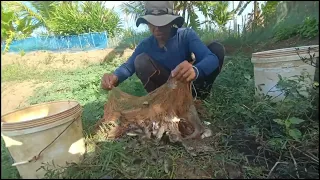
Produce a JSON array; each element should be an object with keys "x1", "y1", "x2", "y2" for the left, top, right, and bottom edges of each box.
[{"x1": 134, "y1": 41, "x2": 225, "y2": 100}]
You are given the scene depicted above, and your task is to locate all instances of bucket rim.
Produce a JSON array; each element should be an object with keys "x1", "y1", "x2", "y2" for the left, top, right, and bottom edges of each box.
[
  {"x1": 251, "y1": 45, "x2": 319, "y2": 64},
  {"x1": 252, "y1": 45, "x2": 319, "y2": 56},
  {"x1": 1, "y1": 100, "x2": 81, "y2": 125}
]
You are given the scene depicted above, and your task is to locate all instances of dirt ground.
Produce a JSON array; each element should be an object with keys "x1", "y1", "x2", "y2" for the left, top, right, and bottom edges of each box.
[
  {"x1": 1, "y1": 81, "x2": 52, "y2": 116},
  {"x1": 1, "y1": 48, "x2": 134, "y2": 70},
  {"x1": 1, "y1": 48, "x2": 134, "y2": 116}
]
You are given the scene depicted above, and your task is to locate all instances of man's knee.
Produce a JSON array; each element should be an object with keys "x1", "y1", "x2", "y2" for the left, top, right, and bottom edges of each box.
[
  {"x1": 134, "y1": 53, "x2": 152, "y2": 72},
  {"x1": 134, "y1": 53, "x2": 160, "y2": 80},
  {"x1": 207, "y1": 41, "x2": 225, "y2": 64}
]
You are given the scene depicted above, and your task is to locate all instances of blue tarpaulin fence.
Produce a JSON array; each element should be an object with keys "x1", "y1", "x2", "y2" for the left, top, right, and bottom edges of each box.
[{"x1": 1, "y1": 31, "x2": 108, "y2": 53}]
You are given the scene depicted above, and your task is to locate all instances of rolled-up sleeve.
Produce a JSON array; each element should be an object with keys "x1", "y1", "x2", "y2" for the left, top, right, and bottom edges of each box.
[{"x1": 186, "y1": 29, "x2": 219, "y2": 78}]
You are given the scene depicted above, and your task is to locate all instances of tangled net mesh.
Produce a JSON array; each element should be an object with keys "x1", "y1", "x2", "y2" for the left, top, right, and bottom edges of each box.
[{"x1": 95, "y1": 77, "x2": 210, "y2": 143}]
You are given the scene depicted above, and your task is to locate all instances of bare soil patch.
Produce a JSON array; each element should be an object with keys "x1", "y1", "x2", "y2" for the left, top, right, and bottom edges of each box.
[
  {"x1": 1, "y1": 48, "x2": 134, "y2": 70},
  {"x1": 1, "y1": 81, "x2": 51, "y2": 116}
]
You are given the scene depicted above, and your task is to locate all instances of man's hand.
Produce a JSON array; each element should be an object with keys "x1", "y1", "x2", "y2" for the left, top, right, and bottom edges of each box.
[
  {"x1": 101, "y1": 73, "x2": 118, "y2": 90},
  {"x1": 171, "y1": 60, "x2": 196, "y2": 82}
]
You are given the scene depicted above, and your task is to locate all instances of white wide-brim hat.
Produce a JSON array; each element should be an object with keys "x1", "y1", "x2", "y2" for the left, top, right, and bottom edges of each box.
[{"x1": 136, "y1": 1, "x2": 185, "y2": 28}]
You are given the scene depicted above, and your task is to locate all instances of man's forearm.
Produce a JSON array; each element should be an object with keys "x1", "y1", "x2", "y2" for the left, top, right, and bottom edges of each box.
[
  {"x1": 113, "y1": 63, "x2": 135, "y2": 84},
  {"x1": 194, "y1": 54, "x2": 219, "y2": 78}
]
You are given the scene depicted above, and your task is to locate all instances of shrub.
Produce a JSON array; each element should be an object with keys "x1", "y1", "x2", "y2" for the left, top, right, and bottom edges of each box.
[
  {"x1": 274, "y1": 24, "x2": 299, "y2": 41},
  {"x1": 298, "y1": 17, "x2": 319, "y2": 39},
  {"x1": 274, "y1": 17, "x2": 319, "y2": 41},
  {"x1": 46, "y1": 2, "x2": 121, "y2": 37}
]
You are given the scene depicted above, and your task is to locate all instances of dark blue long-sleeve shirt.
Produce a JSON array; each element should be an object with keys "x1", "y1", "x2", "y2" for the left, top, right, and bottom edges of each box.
[{"x1": 113, "y1": 27, "x2": 219, "y2": 83}]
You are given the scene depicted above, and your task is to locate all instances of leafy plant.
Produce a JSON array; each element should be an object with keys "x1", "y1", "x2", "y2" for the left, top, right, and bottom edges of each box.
[
  {"x1": 202, "y1": 1, "x2": 234, "y2": 31},
  {"x1": 19, "y1": 49, "x2": 26, "y2": 56},
  {"x1": 46, "y1": 2, "x2": 122, "y2": 37},
  {"x1": 273, "y1": 24, "x2": 299, "y2": 41},
  {"x1": 275, "y1": 72, "x2": 314, "y2": 100},
  {"x1": 273, "y1": 117, "x2": 305, "y2": 141},
  {"x1": 1, "y1": 2, "x2": 40, "y2": 53},
  {"x1": 298, "y1": 17, "x2": 319, "y2": 39},
  {"x1": 120, "y1": 1, "x2": 145, "y2": 21},
  {"x1": 273, "y1": 16, "x2": 318, "y2": 41},
  {"x1": 261, "y1": 1, "x2": 279, "y2": 26},
  {"x1": 9, "y1": 1, "x2": 58, "y2": 29}
]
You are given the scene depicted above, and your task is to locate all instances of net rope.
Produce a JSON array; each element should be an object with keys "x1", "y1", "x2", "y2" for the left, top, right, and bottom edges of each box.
[{"x1": 95, "y1": 77, "x2": 206, "y2": 141}]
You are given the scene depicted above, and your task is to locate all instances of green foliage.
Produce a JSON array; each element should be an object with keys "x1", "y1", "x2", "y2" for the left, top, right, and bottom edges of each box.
[
  {"x1": 273, "y1": 17, "x2": 318, "y2": 41},
  {"x1": 120, "y1": 1, "x2": 145, "y2": 21},
  {"x1": 46, "y1": 2, "x2": 122, "y2": 37},
  {"x1": 1, "y1": 64, "x2": 52, "y2": 82},
  {"x1": 177, "y1": 1, "x2": 233, "y2": 30},
  {"x1": 235, "y1": 1, "x2": 251, "y2": 16},
  {"x1": 276, "y1": 72, "x2": 314, "y2": 99},
  {"x1": 271, "y1": 2, "x2": 319, "y2": 41},
  {"x1": 203, "y1": 1, "x2": 234, "y2": 31},
  {"x1": 261, "y1": 1, "x2": 279, "y2": 26},
  {"x1": 196, "y1": 27, "x2": 217, "y2": 45},
  {"x1": 11, "y1": 1, "x2": 58, "y2": 29},
  {"x1": 273, "y1": 24, "x2": 299, "y2": 41},
  {"x1": 298, "y1": 17, "x2": 319, "y2": 39},
  {"x1": 1, "y1": 139, "x2": 19, "y2": 179},
  {"x1": 207, "y1": 56, "x2": 318, "y2": 178},
  {"x1": 273, "y1": 117, "x2": 305, "y2": 141},
  {"x1": 219, "y1": 1, "x2": 318, "y2": 48},
  {"x1": 25, "y1": 58, "x2": 145, "y2": 131},
  {"x1": 1, "y1": 6, "x2": 15, "y2": 41},
  {"x1": 1, "y1": 2, "x2": 40, "y2": 53},
  {"x1": 19, "y1": 49, "x2": 26, "y2": 56}
]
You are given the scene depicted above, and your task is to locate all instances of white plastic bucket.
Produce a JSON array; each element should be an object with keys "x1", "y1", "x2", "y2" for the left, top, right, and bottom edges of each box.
[
  {"x1": 1, "y1": 100, "x2": 86, "y2": 179},
  {"x1": 251, "y1": 45, "x2": 319, "y2": 101}
]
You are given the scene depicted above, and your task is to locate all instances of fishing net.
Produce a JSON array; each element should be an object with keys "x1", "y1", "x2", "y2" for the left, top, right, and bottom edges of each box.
[{"x1": 95, "y1": 77, "x2": 212, "y2": 143}]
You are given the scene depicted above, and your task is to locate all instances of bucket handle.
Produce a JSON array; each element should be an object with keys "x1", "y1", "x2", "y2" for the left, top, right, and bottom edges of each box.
[{"x1": 11, "y1": 114, "x2": 81, "y2": 167}]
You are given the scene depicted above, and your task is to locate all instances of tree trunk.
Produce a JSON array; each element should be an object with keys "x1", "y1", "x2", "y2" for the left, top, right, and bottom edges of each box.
[
  {"x1": 186, "y1": 10, "x2": 190, "y2": 27},
  {"x1": 253, "y1": 1, "x2": 258, "y2": 31},
  {"x1": 182, "y1": 1, "x2": 187, "y2": 21}
]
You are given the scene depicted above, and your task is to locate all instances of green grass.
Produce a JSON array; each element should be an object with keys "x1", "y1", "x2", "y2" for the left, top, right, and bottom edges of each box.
[
  {"x1": 1, "y1": 63, "x2": 67, "y2": 82},
  {"x1": 1, "y1": 54, "x2": 318, "y2": 179},
  {"x1": 1, "y1": 64, "x2": 42, "y2": 82},
  {"x1": 1, "y1": 139, "x2": 20, "y2": 179}
]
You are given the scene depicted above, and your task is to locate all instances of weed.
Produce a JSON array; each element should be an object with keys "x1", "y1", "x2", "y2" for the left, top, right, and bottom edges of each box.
[
  {"x1": 273, "y1": 117, "x2": 305, "y2": 141},
  {"x1": 44, "y1": 53, "x2": 54, "y2": 65},
  {"x1": 61, "y1": 54, "x2": 70, "y2": 64},
  {"x1": 1, "y1": 64, "x2": 40, "y2": 82},
  {"x1": 1, "y1": 64, "x2": 63, "y2": 82},
  {"x1": 81, "y1": 59, "x2": 90, "y2": 66},
  {"x1": 206, "y1": 56, "x2": 319, "y2": 179},
  {"x1": 298, "y1": 17, "x2": 319, "y2": 39},
  {"x1": 19, "y1": 49, "x2": 25, "y2": 56},
  {"x1": 274, "y1": 17, "x2": 319, "y2": 41}
]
